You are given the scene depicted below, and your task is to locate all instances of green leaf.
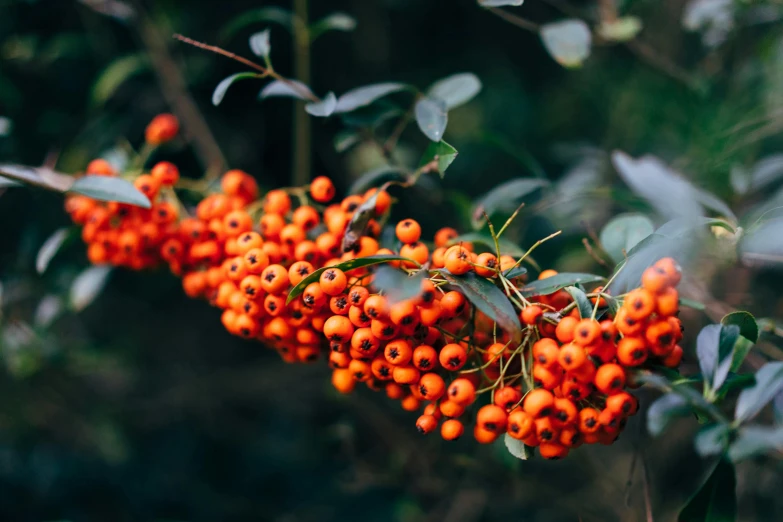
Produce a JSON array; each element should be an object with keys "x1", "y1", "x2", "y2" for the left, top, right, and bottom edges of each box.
[
  {"x1": 334, "y1": 130, "x2": 361, "y2": 153},
  {"x1": 597, "y1": 17, "x2": 642, "y2": 42},
  {"x1": 735, "y1": 361, "x2": 783, "y2": 423},
  {"x1": 34, "y1": 294, "x2": 64, "y2": 329},
  {"x1": 448, "y1": 233, "x2": 526, "y2": 257},
  {"x1": 70, "y1": 265, "x2": 112, "y2": 312},
  {"x1": 310, "y1": 12, "x2": 357, "y2": 40},
  {"x1": 348, "y1": 165, "x2": 409, "y2": 194},
  {"x1": 286, "y1": 255, "x2": 414, "y2": 304},
  {"x1": 728, "y1": 426, "x2": 783, "y2": 462},
  {"x1": 212, "y1": 72, "x2": 258, "y2": 106},
  {"x1": 678, "y1": 458, "x2": 736, "y2": 522},
  {"x1": 373, "y1": 266, "x2": 427, "y2": 305},
  {"x1": 697, "y1": 324, "x2": 740, "y2": 393},
  {"x1": 249, "y1": 29, "x2": 271, "y2": 59},
  {"x1": 520, "y1": 273, "x2": 604, "y2": 297},
  {"x1": 0, "y1": 117, "x2": 11, "y2": 137},
  {"x1": 439, "y1": 271, "x2": 522, "y2": 344},
  {"x1": 540, "y1": 20, "x2": 592, "y2": 68},
  {"x1": 503, "y1": 433, "x2": 532, "y2": 460},
  {"x1": 637, "y1": 373, "x2": 724, "y2": 421},
  {"x1": 427, "y1": 73, "x2": 482, "y2": 110},
  {"x1": 721, "y1": 311, "x2": 758, "y2": 371},
  {"x1": 681, "y1": 298, "x2": 706, "y2": 311},
  {"x1": 69, "y1": 175, "x2": 151, "y2": 208},
  {"x1": 0, "y1": 176, "x2": 20, "y2": 187},
  {"x1": 221, "y1": 7, "x2": 294, "y2": 39},
  {"x1": 694, "y1": 424, "x2": 730, "y2": 457},
  {"x1": 305, "y1": 92, "x2": 337, "y2": 117},
  {"x1": 471, "y1": 178, "x2": 550, "y2": 228},
  {"x1": 36, "y1": 228, "x2": 71, "y2": 274},
  {"x1": 647, "y1": 393, "x2": 690, "y2": 436},
  {"x1": 334, "y1": 83, "x2": 410, "y2": 113},
  {"x1": 564, "y1": 286, "x2": 592, "y2": 319},
  {"x1": 414, "y1": 97, "x2": 448, "y2": 142},
  {"x1": 0, "y1": 163, "x2": 74, "y2": 192},
  {"x1": 418, "y1": 140, "x2": 458, "y2": 178},
  {"x1": 599, "y1": 213, "x2": 655, "y2": 264},
  {"x1": 91, "y1": 54, "x2": 149, "y2": 106},
  {"x1": 739, "y1": 217, "x2": 783, "y2": 268},
  {"x1": 259, "y1": 79, "x2": 315, "y2": 101}
]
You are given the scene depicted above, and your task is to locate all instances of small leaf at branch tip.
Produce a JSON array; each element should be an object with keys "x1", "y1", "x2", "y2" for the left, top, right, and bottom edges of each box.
[
  {"x1": 212, "y1": 72, "x2": 258, "y2": 106},
  {"x1": 305, "y1": 92, "x2": 338, "y2": 117},
  {"x1": 540, "y1": 20, "x2": 592, "y2": 68},
  {"x1": 249, "y1": 29, "x2": 271, "y2": 58},
  {"x1": 597, "y1": 17, "x2": 642, "y2": 42},
  {"x1": 260, "y1": 79, "x2": 315, "y2": 101},
  {"x1": 36, "y1": 228, "x2": 71, "y2": 274},
  {"x1": 414, "y1": 97, "x2": 448, "y2": 142},
  {"x1": 427, "y1": 73, "x2": 482, "y2": 110},
  {"x1": 419, "y1": 140, "x2": 458, "y2": 178}
]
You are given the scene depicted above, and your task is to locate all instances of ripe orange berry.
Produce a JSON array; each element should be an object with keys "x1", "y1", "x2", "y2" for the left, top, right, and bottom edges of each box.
[
  {"x1": 594, "y1": 363, "x2": 626, "y2": 395},
  {"x1": 320, "y1": 268, "x2": 347, "y2": 296},
  {"x1": 507, "y1": 409, "x2": 534, "y2": 439},
  {"x1": 662, "y1": 344, "x2": 684, "y2": 368},
  {"x1": 446, "y1": 378, "x2": 476, "y2": 405},
  {"x1": 243, "y1": 248, "x2": 270, "y2": 274},
  {"x1": 532, "y1": 338, "x2": 560, "y2": 367},
  {"x1": 85, "y1": 158, "x2": 116, "y2": 176},
  {"x1": 399, "y1": 242, "x2": 429, "y2": 268},
  {"x1": 395, "y1": 219, "x2": 422, "y2": 244},
  {"x1": 615, "y1": 308, "x2": 644, "y2": 337},
  {"x1": 384, "y1": 338, "x2": 413, "y2": 365},
  {"x1": 440, "y1": 419, "x2": 464, "y2": 440},
  {"x1": 539, "y1": 442, "x2": 569, "y2": 460},
  {"x1": 552, "y1": 397, "x2": 578, "y2": 427},
  {"x1": 371, "y1": 319, "x2": 398, "y2": 340},
  {"x1": 534, "y1": 417, "x2": 557, "y2": 443},
  {"x1": 264, "y1": 189, "x2": 292, "y2": 215},
  {"x1": 557, "y1": 343, "x2": 587, "y2": 371},
  {"x1": 348, "y1": 286, "x2": 370, "y2": 307},
  {"x1": 533, "y1": 365, "x2": 563, "y2": 390},
  {"x1": 323, "y1": 315, "x2": 354, "y2": 344},
  {"x1": 133, "y1": 174, "x2": 160, "y2": 200},
  {"x1": 624, "y1": 288, "x2": 656, "y2": 320},
  {"x1": 444, "y1": 246, "x2": 472, "y2": 275},
  {"x1": 474, "y1": 425, "x2": 499, "y2": 444},
  {"x1": 578, "y1": 408, "x2": 600, "y2": 434},
  {"x1": 418, "y1": 373, "x2": 446, "y2": 401},
  {"x1": 439, "y1": 343, "x2": 468, "y2": 371},
  {"x1": 494, "y1": 386, "x2": 522, "y2": 411},
  {"x1": 555, "y1": 316, "x2": 578, "y2": 344},
  {"x1": 416, "y1": 414, "x2": 438, "y2": 434},
  {"x1": 392, "y1": 365, "x2": 420, "y2": 385},
  {"x1": 260, "y1": 264, "x2": 290, "y2": 295},
  {"x1": 145, "y1": 113, "x2": 179, "y2": 145},
  {"x1": 332, "y1": 368, "x2": 356, "y2": 393},
  {"x1": 523, "y1": 388, "x2": 555, "y2": 418},
  {"x1": 440, "y1": 400, "x2": 466, "y2": 418},
  {"x1": 477, "y1": 404, "x2": 508, "y2": 434},
  {"x1": 151, "y1": 161, "x2": 179, "y2": 186},
  {"x1": 573, "y1": 319, "x2": 600, "y2": 346},
  {"x1": 302, "y1": 282, "x2": 327, "y2": 310},
  {"x1": 474, "y1": 252, "x2": 498, "y2": 278},
  {"x1": 310, "y1": 176, "x2": 336, "y2": 203},
  {"x1": 617, "y1": 336, "x2": 649, "y2": 366},
  {"x1": 656, "y1": 287, "x2": 679, "y2": 317},
  {"x1": 390, "y1": 300, "x2": 419, "y2": 328},
  {"x1": 521, "y1": 305, "x2": 543, "y2": 325},
  {"x1": 348, "y1": 305, "x2": 372, "y2": 328},
  {"x1": 654, "y1": 257, "x2": 682, "y2": 286},
  {"x1": 538, "y1": 269, "x2": 558, "y2": 280},
  {"x1": 440, "y1": 291, "x2": 466, "y2": 317},
  {"x1": 364, "y1": 295, "x2": 389, "y2": 321}
]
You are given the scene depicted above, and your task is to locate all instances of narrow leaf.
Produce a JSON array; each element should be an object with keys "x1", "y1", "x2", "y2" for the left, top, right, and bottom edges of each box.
[
  {"x1": 286, "y1": 255, "x2": 414, "y2": 304},
  {"x1": 597, "y1": 17, "x2": 643, "y2": 42},
  {"x1": 334, "y1": 83, "x2": 409, "y2": 113},
  {"x1": 564, "y1": 286, "x2": 592, "y2": 319},
  {"x1": 212, "y1": 72, "x2": 258, "y2": 106},
  {"x1": 694, "y1": 424, "x2": 730, "y2": 457},
  {"x1": 697, "y1": 324, "x2": 739, "y2": 393},
  {"x1": 503, "y1": 433, "x2": 532, "y2": 460},
  {"x1": 728, "y1": 426, "x2": 783, "y2": 462},
  {"x1": 342, "y1": 192, "x2": 379, "y2": 253},
  {"x1": 647, "y1": 393, "x2": 690, "y2": 436},
  {"x1": 735, "y1": 361, "x2": 783, "y2": 422},
  {"x1": 70, "y1": 265, "x2": 112, "y2": 312},
  {"x1": 221, "y1": 7, "x2": 294, "y2": 39},
  {"x1": 520, "y1": 273, "x2": 604, "y2": 297},
  {"x1": 427, "y1": 73, "x2": 482, "y2": 110},
  {"x1": 0, "y1": 163, "x2": 74, "y2": 192},
  {"x1": 69, "y1": 175, "x2": 151, "y2": 208},
  {"x1": 678, "y1": 458, "x2": 737, "y2": 522},
  {"x1": 540, "y1": 20, "x2": 592, "y2": 68},
  {"x1": 305, "y1": 92, "x2": 337, "y2": 117},
  {"x1": 334, "y1": 130, "x2": 361, "y2": 153},
  {"x1": 439, "y1": 271, "x2": 522, "y2": 344},
  {"x1": 311, "y1": 12, "x2": 357, "y2": 39},
  {"x1": 414, "y1": 97, "x2": 448, "y2": 142},
  {"x1": 259, "y1": 79, "x2": 315, "y2": 101},
  {"x1": 419, "y1": 140, "x2": 458, "y2": 178},
  {"x1": 36, "y1": 228, "x2": 71, "y2": 274},
  {"x1": 91, "y1": 54, "x2": 149, "y2": 106}
]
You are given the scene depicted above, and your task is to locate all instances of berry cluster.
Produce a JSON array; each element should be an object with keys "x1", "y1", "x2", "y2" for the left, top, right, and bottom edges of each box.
[{"x1": 64, "y1": 115, "x2": 686, "y2": 460}]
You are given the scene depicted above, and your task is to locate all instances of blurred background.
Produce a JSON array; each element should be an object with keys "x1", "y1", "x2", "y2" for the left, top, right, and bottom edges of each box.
[{"x1": 1, "y1": 0, "x2": 783, "y2": 520}]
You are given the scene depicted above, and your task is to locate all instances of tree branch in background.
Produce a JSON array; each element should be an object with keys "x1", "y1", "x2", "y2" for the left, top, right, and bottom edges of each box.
[{"x1": 292, "y1": 0, "x2": 312, "y2": 187}]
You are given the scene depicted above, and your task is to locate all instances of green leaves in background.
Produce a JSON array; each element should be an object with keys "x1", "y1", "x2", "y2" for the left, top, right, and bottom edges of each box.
[
  {"x1": 439, "y1": 271, "x2": 522, "y2": 344},
  {"x1": 735, "y1": 361, "x2": 783, "y2": 423},
  {"x1": 520, "y1": 273, "x2": 604, "y2": 297},
  {"x1": 249, "y1": 29, "x2": 271, "y2": 59},
  {"x1": 721, "y1": 311, "x2": 758, "y2": 372},
  {"x1": 305, "y1": 92, "x2": 337, "y2": 117},
  {"x1": 415, "y1": 97, "x2": 448, "y2": 142},
  {"x1": 696, "y1": 324, "x2": 740, "y2": 395},
  {"x1": 739, "y1": 216, "x2": 783, "y2": 268},
  {"x1": 540, "y1": 20, "x2": 592, "y2": 68},
  {"x1": 221, "y1": 7, "x2": 294, "y2": 38},
  {"x1": 373, "y1": 266, "x2": 426, "y2": 305},
  {"x1": 427, "y1": 73, "x2": 482, "y2": 110},
  {"x1": 213, "y1": 73, "x2": 258, "y2": 106},
  {"x1": 678, "y1": 458, "x2": 736, "y2": 522},
  {"x1": 479, "y1": 0, "x2": 525, "y2": 6},
  {"x1": 564, "y1": 286, "x2": 592, "y2": 318},
  {"x1": 69, "y1": 175, "x2": 151, "y2": 208},
  {"x1": 419, "y1": 140, "x2": 458, "y2": 178},
  {"x1": 36, "y1": 228, "x2": 71, "y2": 275},
  {"x1": 647, "y1": 393, "x2": 691, "y2": 436},
  {"x1": 599, "y1": 213, "x2": 654, "y2": 264},
  {"x1": 598, "y1": 17, "x2": 642, "y2": 42},
  {"x1": 727, "y1": 426, "x2": 783, "y2": 462},
  {"x1": 259, "y1": 79, "x2": 314, "y2": 101},
  {"x1": 91, "y1": 54, "x2": 149, "y2": 106},
  {"x1": 70, "y1": 265, "x2": 112, "y2": 312},
  {"x1": 333, "y1": 83, "x2": 409, "y2": 113},
  {"x1": 310, "y1": 13, "x2": 357, "y2": 40}
]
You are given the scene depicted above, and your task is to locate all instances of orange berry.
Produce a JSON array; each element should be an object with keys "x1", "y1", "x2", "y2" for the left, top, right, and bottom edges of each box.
[
  {"x1": 594, "y1": 363, "x2": 626, "y2": 395},
  {"x1": 323, "y1": 315, "x2": 354, "y2": 344},
  {"x1": 624, "y1": 288, "x2": 656, "y2": 320},
  {"x1": 310, "y1": 176, "x2": 336, "y2": 203},
  {"x1": 302, "y1": 282, "x2": 327, "y2": 310},
  {"x1": 477, "y1": 404, "x2": 508, "y2": 434},
  {"x1": 151, "y1": 161, "x2": 179, "y2": 186},
  {"x1": 439, "y1": 343, "x2": 468, "y2": 371},
  {"x1": 494, "y1": 386, "x2": 523, "y2": 411},
  {"x1": 538, "y1": 269, "x2": 558, "y2": 280},
  {"x1": 532, "y1": 338, "x2": 560, "y2": 368},
  {"x1": 578, "y1": 408, "x2": 600, "y2": 433},
  {"x1": 521, "y1": 305, "x2": 543, "y2": 325},
  {"x1": 440, "y1": 291, "x2": 467, "y2": 317},
  {"x1": 555, "y1": 316, "x2": 578, "y2": 344},
  {"x1": 332, "y1": 368, "x2": 356, "y2": 393},
  {"x1": 440, "y1": 419, "x2": 464, "y2": 440},
  {"x1": 654, "y1": 257, "x2": 682, "y2": 286},
  {"x1": 523, "y1": 388, "x2": 555, "y2": 418},
  {"x1": 392, "y1": 365, "x2": 420, "y2": 385},
  {"x1": 444, "y1": 246, "x2": 472, "y2": 275},
  {"x1": 573, "y1": 319, "x2": 601, "y2": 346},
  {"x1": 364, "y1": 294, "x2": 389, "y2": 321},
  {"x1": 384, "y1": 338, "x2": 413, "y2": 365},
  {"x1": 656, "y1": 287, "x2": 679, "y2": 317},
  {"x1": 474, "y1": 425, "x2": 499, "y2": 444},
  {"x1": 320, "y1": 268, "x2": 348, "y2": 296},
  {"x1": 260, "y1": 264, "x2": 289, "y2": 294},
  {"x1": 440, "y1": 400, "x2": 466, "y2": 418},
  {"x1": 552, "y1": 397, "x2": 578, "y2": 427},
  {"x1": 418, "y1": 373, "x2": 446, "y2": 401},
  {"x1": 446, "y1": 378, "x2": 476, "y2": 405},
  {"x1": 507, "y1": 409, "x2": 534, "y2": 439},
  {"x1": 557, "y1": 343, "x2": 587, "y2": 371},
  {"x1": 617, "y1": 336, "x2": 648, "y2": 366},
  {"x1": 145, "y1": 113, "x2": 179, "y2": 145},
  {"x1": 539, "y1": 442, "x2": 569, "y2": 460},
  {"x1": 395, "y1": 219, "x2": 422, "y2": 244},
  {"x1": 416, "y1": 414, "x2": 438, "y2": 434}
]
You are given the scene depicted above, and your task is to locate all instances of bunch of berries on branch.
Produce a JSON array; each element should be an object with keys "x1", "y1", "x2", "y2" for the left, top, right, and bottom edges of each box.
[{"x1": 64, "y1": 115, "x2": 686, "y2": 460}]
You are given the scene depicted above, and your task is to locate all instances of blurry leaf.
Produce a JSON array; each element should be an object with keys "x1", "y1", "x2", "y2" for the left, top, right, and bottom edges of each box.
[
  {"x1": 259, "y1": 79, "x2": 315, "y2": 101},
  {"x1": 342, "y1": 192, "x2": 379, "y2": 252},
  {"x1": 0, "y1": 176, "x2": 20, "y2": 187},
  {"x1": 415, "y1": 97, "x2": 448, "y2": 142},
  {"x1": 739, "y1": 217, "x2": 783, "y2": 267},
  {"x1": 373, "y1": 266, "x2": 426, "y2": 305},
  {"x1": 743, "y1": 155, "x2": 783, "y2": 194},
  {"x1": 34, "y1": 294, "x2": 64, "y2": 329},
  {"x1": 599, "y1": 213, "x2": 655, "y2": 264},
  {"x1": 36, "y1": 228, "x2": 71, "y2": 274},
  {"x1": 647, "y1": 393, "x2": 690, "y2": 436},
  {"x1": 697, "y1": 324, "x2": 739, "y2": 393},
  {"x1": 78, "y1": 0, "x2": 135, "y2": 22},
  {"x1": 340, "y1": 102, "x2": 405, "y2": 128},
  {"x1": 694, "y1": 187, "x2": 736, "y2": 222},
  {"x1": 0, "y1": 164, "x2": 73, "y2": 192},
  {"x1": 419, "y1": 140, "x2": 458, "y2": 178},
  {"x1": 678, "y1": 458, "x2": 736, "y2": 522},
  {"x1": 70, "y1": 265, "x2": 112, "y2": 312},
  {"x1": 427, "y1": 73, "x2": 482, "y2": 110},
  {"x1": 729, "y1": 165, "x2": 750, "y2": 195},
  {"x1": 448, "y1": 233, "x2": 526, "y2": 257},
  {"x1": 503, "y1": 433, "x2": 532, "y2": 460},
  {"x1": 221, "y1": 7, "x2": 294, "y2": 38},
  {"x1": 305, "y1": 92, "x2": 337, "y2": 117},
  {"x1": 334, "y1": 83, "x2": 409, "y2": 113},
  {"x1": 540, "y1": 20, "x2": 592, "y2": 68},
  {"x1": 656, "y1": 217, "x2": 734, "y2": 236},
  {"x1": 612, "y1": 151, "x2": 703, "y2": 220},
  {"x1": 480, "y1": 0, "x2": 524, "y2": 6},
  {"x1": 0, "y1": 116, "x2": 11, "y2": 136},
  {"x1": 637, "y1": 373, "x2": 724, "y2": 421},
  {"x1": 334, "y1": 130, "x2": 361, "y2": 153},
  {"x1": 598, "y1": 17, "x2": 642, "y2": 42},
  {"x1": 471, "y1": 178, "x2": 549, "y2": 228},
  {"x1": 439, "y1": 271, "x2": 522, "y2": 344},
  {"x1": 287, "y1": 255, "x2": 413, "y2": 304},
  {"x1": 681, "y1": 298, "x2": 706, "y2": 310},
  {"x1": 249, "y1": 29, "x2": 271, "y2": 58},
  {"x1": 520, "y1": 273, "x2": 604, "y2": 297},
  {"x1": 348, "y1": 165, "x2": 408, "y2": 194},
  {"x1": 212, "y1": 72, "x2": 258, "y2": 106},
  {"x1": 721, "y1": 311, "x2": 758, "y2": 343},
  {"x1": 310, "y1": 12, "x2": 357, "y2": 39},
  {"x1": 91, "y1": 54, "x2": 148, "y2": 106},
  {"x1": 728, "y1": 426, "x2": 783, "y2": 462},
  {"x1": 564, "y1": 286, "x2": 591, "y2": 318},
  {"x1": 682, "y1": 0, "x2": 734, "y2": 48},
  {"x1": 70, "y1": 175, "x2": 151, "y2": 208},
  {"x1": 735, "y1": 361, "x2": 783, "y2": 422},
  {"x1": 694, "y1": 424, "x2": 730, "y2": 457}
]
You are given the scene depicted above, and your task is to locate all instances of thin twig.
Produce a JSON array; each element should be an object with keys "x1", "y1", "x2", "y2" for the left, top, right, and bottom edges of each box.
[
  {"x1": 582, "y1": 238, "x2": 611, "y2": 268},
  {"x1": 640, "y1": 454, "x2": 654, "y2": 522},
  {"x1": 487, "y1": 7, "x2": 540, "y2": 32}
]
